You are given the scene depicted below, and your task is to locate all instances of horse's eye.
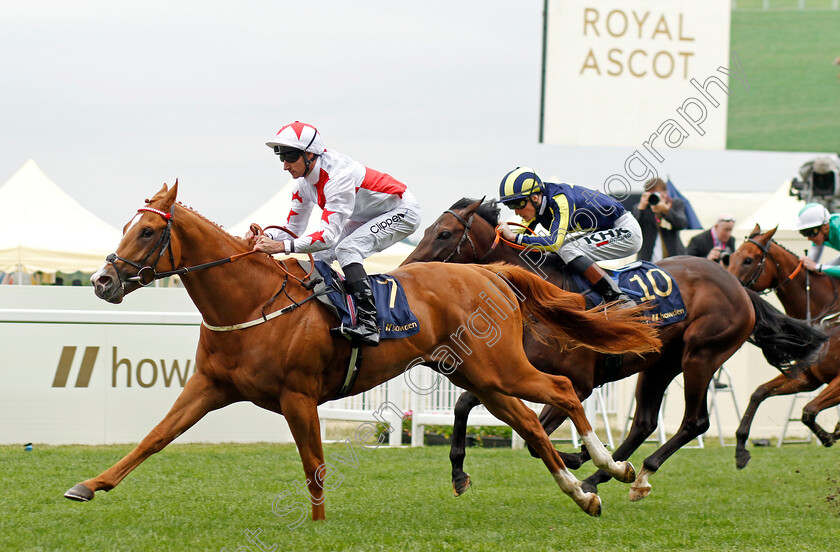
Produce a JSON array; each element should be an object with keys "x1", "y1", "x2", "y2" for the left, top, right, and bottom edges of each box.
[
  {"x1": 743, "y1": 257, "x2": 753, "y2": 265},
  {"x1": 141, "y1": 228, "x2": 155, "y2": 239},
  {"x1": 437, "y1": 231, "x2": 452, "y2": 240}
]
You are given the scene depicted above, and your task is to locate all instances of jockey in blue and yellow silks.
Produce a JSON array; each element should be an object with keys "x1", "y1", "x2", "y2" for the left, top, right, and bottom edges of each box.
[{"x1": 497, "y1": 167, "x2": 643, "y2": 305}]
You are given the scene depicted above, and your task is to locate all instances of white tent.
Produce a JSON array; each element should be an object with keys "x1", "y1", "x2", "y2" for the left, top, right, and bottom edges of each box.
[
  {"x1": 229, "y1": 180, "x2": 415, "y2": 273},
  {"x1": 0, "y1": 160, "x2": 122, "y2": 275},
  {"x1": 735, "y1": 180, "x2": 806, "y2": 235}
]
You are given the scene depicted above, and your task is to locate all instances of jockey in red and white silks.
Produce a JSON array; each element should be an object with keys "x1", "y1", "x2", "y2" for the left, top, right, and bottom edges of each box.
[
  {"x1": 248, "y1": 121, "x2": 421, "y2": 346},
  {"x1": 265, "y1": 148, "x2": 421, "y2": 266}
]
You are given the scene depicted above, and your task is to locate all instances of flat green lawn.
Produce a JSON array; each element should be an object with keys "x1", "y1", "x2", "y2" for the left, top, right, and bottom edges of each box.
[
  {"x1": 728, "y1": 10, "x2": 840, "y2": 152},
  {"x1": 1, "y1": 441, "x2": 838, "y2": 551}
]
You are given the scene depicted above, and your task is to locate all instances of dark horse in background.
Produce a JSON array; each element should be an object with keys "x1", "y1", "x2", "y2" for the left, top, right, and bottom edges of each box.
[
  {"x1": 402, "y1": 198, "x2": 827, "y2": 500},
  {"x1": 68, "y1": 183, "x2": 669, "y2": 519},
  {"x1": 727, "y1": 225, "x2": 840, "y2": 468}
]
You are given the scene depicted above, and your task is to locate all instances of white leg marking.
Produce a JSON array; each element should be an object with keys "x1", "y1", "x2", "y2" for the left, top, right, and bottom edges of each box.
[{"x1": 582, "y1": 432, "x2": 635, "y2": 483}]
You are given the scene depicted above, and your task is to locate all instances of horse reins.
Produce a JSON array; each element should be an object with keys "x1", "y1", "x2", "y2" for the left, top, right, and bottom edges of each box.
[
  {"x1": 106, "y1": 205, "x2": 325, "y2": 330},
  {"x1": 441, "y1": 207, "x2": 537, "y2": 263}
]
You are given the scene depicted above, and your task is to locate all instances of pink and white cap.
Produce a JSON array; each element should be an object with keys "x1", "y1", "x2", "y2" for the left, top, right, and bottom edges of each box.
[{"x1": 266, "y1": 121, "x2": 325, "y2": 155}]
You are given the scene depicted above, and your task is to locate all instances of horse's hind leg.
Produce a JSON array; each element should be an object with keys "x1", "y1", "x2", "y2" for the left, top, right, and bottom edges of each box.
[
  {"x1": 64, "y1": 372, "x2": 230, "y2": 501},
  {"x1": 469, "y1": 388, "x2": 602, "y2": 517},
  {"x1": 735, "y1": 372, "x2": 819, "y2": 468},
  {"x1": 802, "y1": 375, "x2": 840, "y2": 447},
  {"x1": 450, "y1": 391, "x2": 481, "y2": 496}
]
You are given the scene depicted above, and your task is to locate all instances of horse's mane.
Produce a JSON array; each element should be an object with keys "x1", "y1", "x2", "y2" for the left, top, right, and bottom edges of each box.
[
  {"x1": 174, "y1": 201, "x2": 249, "y2": 245},
  {"x1": 747, "y1": 229, "x2": 800, "y2": 260},
  {"x1": 449, "y1": 197, "x2": 500, "y2": 226}
]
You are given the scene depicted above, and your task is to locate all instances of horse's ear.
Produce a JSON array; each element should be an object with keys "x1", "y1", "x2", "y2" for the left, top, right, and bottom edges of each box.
[
  {"x1": 464, "y1": 197, "x2": 485, "y2": 216},
  {"x1": 765, "y1": 225, "x2": 778, "y2": 241},
  {"x1": 157, "y1": 179, "x2": 179, "y2": 211}
]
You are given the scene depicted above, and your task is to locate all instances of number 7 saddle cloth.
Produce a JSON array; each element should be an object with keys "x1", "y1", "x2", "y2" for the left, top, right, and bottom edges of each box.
[{"x1": 309, "y1": 260, "x2": 421, "y2": 339}]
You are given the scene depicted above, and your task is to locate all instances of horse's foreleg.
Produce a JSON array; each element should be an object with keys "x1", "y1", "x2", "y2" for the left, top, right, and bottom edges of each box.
[
  {"x1": 470, "y1": 389, "x2": 601, "y2": 517},
  {"x1": 280, "y1": 391, "x2": 327, "y2": 522},
  {"x1": 64, "y1": 372, "x2": 229, "y2": 501},
  {"x1": 450, "y1": 391, "x2": 481, "y2": 496},
  {"x1": 736, "y1": 373, "x2": 817, "y2": 468},
  {"x1": 802, "y1": 376, "x2": 840, "y2": 447}
]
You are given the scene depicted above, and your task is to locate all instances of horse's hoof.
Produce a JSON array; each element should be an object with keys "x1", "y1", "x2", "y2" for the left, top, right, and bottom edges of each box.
[
  {"x1": 64, "y1": 483, "x2": 94, "y2": 502},
  {"x1": 735, "y1": 449, "x2": 751, "y2": 470},
  {"x1": 628, "y1": 483, "x2": 651, "y2": 502},
  {"x1": 452, "y1": 473, "x2": 471, "y2": 496},
  {"x1": 581, "y1": 492, "x2": 601, "y2": 517},
  {"x1": 615, "y1": 461, "x2": 635, "y2": 484}
]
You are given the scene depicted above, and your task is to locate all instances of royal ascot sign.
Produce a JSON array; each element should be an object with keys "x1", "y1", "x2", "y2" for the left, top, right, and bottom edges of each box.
[{"x1": 541, "y1": 0, "x2": 732, "y2": 149}]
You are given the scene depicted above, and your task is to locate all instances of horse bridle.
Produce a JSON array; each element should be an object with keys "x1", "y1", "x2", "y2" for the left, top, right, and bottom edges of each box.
[
  {"x1": 441, "y1": 208, "x2": 499, "y2": 263},
  {"x1": 738, "y1": 237, "x2": 803, "y2": 294},
  {"x1": 106, "y1": 206, "x2": 317, "y2": 290},
  {"x1": 106, "y1": 206, "x2": 178, "y2": 287}
]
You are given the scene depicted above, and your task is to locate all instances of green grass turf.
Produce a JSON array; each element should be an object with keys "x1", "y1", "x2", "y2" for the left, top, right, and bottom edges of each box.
[
  {"x1": 1, "y1": 441, "x2": 838, "y2": 551},
  {"x1": 727, "y1": 10, "x2": 840, "y2": 152}
]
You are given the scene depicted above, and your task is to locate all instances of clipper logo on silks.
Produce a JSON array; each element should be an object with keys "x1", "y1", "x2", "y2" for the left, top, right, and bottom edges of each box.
[
  {"x1": 581, "y1": 228, "x2": 632, "y2": 247},
  {"x1": 370, "y1": 213, "x2": 407, "y2": 234}
]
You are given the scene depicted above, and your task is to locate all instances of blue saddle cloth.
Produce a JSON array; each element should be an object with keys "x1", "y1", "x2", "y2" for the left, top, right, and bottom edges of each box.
[
  {"x1": 570, "y1": 261, "x2": 687, "y2": 326},
  {"x1": 314, "y1": 261, "x2": 421, "y2": 339}
]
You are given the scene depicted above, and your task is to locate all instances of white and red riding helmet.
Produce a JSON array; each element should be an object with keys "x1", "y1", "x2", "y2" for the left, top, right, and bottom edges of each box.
[{"x1": 266, "y1": 121, "x2": 325, "y2": 155}]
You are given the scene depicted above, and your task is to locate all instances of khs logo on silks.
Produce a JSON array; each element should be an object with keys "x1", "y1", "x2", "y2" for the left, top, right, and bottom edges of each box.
[
  {"x1": 370, "y1": 213, "x2": 406, "y2": 234},
  {"x1": 51, "y1": 346, "x2": 194, "y2": 388}
]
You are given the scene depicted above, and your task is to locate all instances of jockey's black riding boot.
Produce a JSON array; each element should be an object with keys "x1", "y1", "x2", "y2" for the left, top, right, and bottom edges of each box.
[
  {"x1": 568, "y1": 256, "x2": 632, "y2": 307},
  {"x1": 335, "y1": 263, "x2": 380, "y2": 346}
]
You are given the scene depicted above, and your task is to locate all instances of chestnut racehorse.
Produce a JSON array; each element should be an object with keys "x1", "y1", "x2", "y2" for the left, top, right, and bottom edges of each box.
[
  {"x1": 727, "y1": 225, "x2": 840, "y2": 468},
  {"x1": 65, "y1": 183, "x2": 664, "y2": 519},
  {"x1": 402, "y1": 198, "x2": 827, "y2": 500}
]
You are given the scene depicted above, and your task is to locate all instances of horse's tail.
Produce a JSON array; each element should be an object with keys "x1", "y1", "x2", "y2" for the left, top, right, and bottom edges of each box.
[
  {"x1": 746, "y1": 288, "x2": 828, "y2": 376},
  {"x1": 489, "y1": 264, "x2": 661, "y2": 355}
]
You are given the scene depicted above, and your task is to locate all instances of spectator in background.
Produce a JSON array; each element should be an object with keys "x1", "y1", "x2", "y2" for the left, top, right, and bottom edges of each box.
[
  {"x1": 687, "y1": 214, "x2": 736, "y2": 264},
  {"x1": 633, "y1": 178, "x2": 688, "y2": 262}
]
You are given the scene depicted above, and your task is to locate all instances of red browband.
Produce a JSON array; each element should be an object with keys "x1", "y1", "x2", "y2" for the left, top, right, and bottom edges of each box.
[{"x1": 137, "y1": 207, "x2": 172, "y2": 220}]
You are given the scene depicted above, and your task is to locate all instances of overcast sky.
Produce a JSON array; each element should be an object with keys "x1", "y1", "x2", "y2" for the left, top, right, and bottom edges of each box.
[{"x1": 0, "y1": 1, "x2": 820, "y2": 237}]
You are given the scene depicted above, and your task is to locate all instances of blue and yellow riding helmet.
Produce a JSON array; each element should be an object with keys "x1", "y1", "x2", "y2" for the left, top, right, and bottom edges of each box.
[{"x1": 498, "y1": 167, "x2": 544, "y2": 209}]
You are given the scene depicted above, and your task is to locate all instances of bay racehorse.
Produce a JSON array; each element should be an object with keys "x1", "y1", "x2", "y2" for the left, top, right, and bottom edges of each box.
[
  {"x1": 727, "y1": 225, "x2": 840, "y2": 467},
  {"x1": 65, "y1": 182, "x2": 665, "y2": 518},
  {"x1": 402, "y1": 198, "x2": 827, "y2": 500}
]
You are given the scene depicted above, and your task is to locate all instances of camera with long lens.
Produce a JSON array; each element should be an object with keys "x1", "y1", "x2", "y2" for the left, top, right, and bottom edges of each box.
[
  {"x1": 719, "y1": 246, "x2": 733, "y2": 266},
  {"x1": 647, "y1": 191, "x2": 663, "y2": 206}
]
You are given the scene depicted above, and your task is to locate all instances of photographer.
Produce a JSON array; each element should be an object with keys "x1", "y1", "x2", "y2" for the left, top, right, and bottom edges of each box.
[
  {"x1": 687, "y1": 214, "x2": 736, "y2": 264},
  {"x1": 633, "y1": 178, "x2": 688, "y2": 262}
]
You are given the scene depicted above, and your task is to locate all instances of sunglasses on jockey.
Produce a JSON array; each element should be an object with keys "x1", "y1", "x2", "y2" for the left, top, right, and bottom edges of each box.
[
  {"x1": 273, "y1": 146, "x2": 303, "y2": 163},
  {"x1": 502, "y1": 197, "x2": 530, "y2": 210},
  {"x1": 800, "y1": 226, "x2": 823, "y2": 239},
  {"x1": 273, "y1": 129, "x2": 320, "y2": 163}
]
